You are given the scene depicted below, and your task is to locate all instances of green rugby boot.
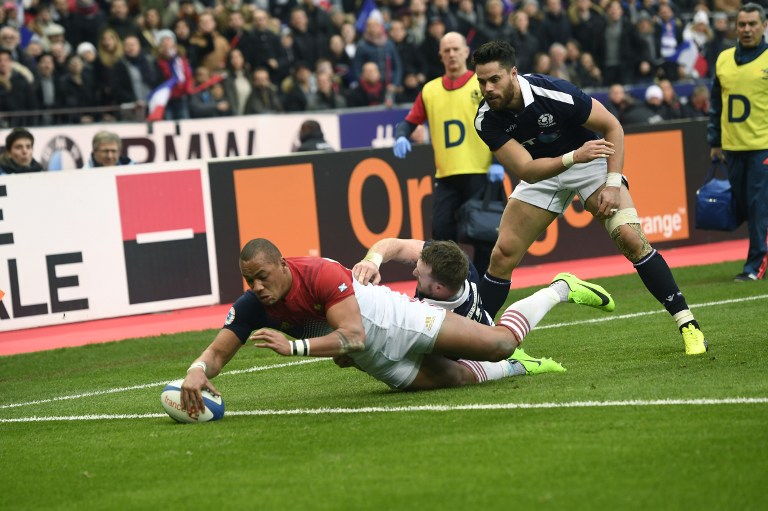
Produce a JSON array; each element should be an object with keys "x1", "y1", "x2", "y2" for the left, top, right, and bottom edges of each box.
[
  {"x1": 682, "y1": 324, "x2": 709, "y2": 355},
  {"x1": 552, "y1": 272, "x2": 615, "y2": 312},
  {"x1": 509, "y1": 347, "x2": 566, "y2": 375}
]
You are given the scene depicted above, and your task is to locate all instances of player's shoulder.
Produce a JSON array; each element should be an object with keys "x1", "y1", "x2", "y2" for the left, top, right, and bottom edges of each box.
[{"x1": 526, "y1": 73, "x2": 584, "y2": 95}]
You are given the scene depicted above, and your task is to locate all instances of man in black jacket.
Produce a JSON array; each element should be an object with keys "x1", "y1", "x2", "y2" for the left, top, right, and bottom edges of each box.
[{"x1": 0, "y1": 128, "x2": 44, "y2": 174}]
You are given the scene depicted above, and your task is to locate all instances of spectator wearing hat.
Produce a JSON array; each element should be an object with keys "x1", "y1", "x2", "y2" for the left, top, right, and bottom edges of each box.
[
  {"x1": 84, "y1": 130, "x2": 134, "y2": 168},
  {"x1": 623, "y1": 84, "x2": 667, "y2": 125},
  {"x1": 154, "y1": 29, "x2": 195, "y2": 120},
  {"x1": 0, "y1": 127, "x2": 44, "y2": 174},
  {"x1": 0, "y1": 48, "x2": 37, "y2": 127},
  {"x1": 76, "y1": 41, "x2": 97, "y2": 66},
  {"x1": 42, "y1": 23, "x2": 71, "y2": 56}
]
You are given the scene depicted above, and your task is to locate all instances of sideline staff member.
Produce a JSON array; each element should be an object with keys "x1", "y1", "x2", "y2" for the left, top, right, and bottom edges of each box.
[
  {"x1": 392, "y1": 32, "x2": 504, "y2": 276},
  {"x1": 708, "y1": 3, "x2": 768, "y2": 282}
]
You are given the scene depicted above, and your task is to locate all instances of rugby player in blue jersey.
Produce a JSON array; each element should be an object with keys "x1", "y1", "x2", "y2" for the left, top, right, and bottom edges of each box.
[{"x1": 470, "y1": 40, "x2": 708, "y2": 355}]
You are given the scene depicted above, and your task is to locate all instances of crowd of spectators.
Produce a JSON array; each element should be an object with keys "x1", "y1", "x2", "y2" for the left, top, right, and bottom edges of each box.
[{"x1": 0, "y1": 0, "x2": 760, "y2": 128}]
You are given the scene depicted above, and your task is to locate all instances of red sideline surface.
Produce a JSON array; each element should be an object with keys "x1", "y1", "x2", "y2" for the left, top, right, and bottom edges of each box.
[{"x1": 0, "y1": 240, "x2": 747, "y2": 356}]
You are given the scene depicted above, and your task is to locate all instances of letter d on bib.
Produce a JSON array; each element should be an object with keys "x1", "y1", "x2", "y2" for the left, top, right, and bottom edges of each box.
[
  {"x1": 727, "y1": 94, "x2": 750, "y2": 123},
  {"x1": 444, "y1": 120, "x2": 465, "y2": 148}
]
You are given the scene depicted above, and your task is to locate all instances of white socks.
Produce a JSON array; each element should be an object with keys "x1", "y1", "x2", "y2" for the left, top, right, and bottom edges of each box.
[
  {"x1": 457, "y1": 359, "x2": 526, "y2": 383},
  {"x1": 497, "y1": 288, "x2": 561, "y2": 342}
]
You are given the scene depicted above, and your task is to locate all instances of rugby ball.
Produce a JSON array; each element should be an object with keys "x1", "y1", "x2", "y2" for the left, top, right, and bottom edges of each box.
[{"x1": 160, "y1": 378, "x2": 225, "y2": 423}]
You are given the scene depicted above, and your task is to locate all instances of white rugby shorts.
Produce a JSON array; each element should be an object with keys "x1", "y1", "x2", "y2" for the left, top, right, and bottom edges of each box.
[
  {"x1": 511, "y1": 158, "x2": 608, "y2": 214},
  {"x1": 349, "y1": 279, "x2": 446, "y2": 389}
]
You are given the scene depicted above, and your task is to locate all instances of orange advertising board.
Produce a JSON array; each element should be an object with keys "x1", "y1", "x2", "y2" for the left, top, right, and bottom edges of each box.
[
  {"x1": 623, "y1": 130, "x2": 689, "y2": 242},
  {"x1": 233, "y1": 164, "x2": 321, "y2": 260}
]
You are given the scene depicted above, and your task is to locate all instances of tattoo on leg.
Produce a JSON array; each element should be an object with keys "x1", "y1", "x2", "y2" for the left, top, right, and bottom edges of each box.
[{"x1": 611, "y1": 223, "x2": 651, "y2": 263}]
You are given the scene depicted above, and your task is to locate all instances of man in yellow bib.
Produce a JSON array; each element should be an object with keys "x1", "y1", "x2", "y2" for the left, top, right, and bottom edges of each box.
[
  {"x1": 393, "y1": 32, "x2": 501, "y2": 275},
  {"x1": 708, "y1": 3, "x2": 768, "y2": 282}
]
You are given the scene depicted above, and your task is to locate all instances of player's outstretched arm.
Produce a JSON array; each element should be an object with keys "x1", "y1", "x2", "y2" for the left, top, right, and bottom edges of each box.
[
  {"x1": 353, "y1": 238, "x2": 425, "y2": 284},
  {"x1": 252, "y1": 295, "x2": 366, "y2": 357},
  {"x1": 181, "y1": 329, "x2": 241, "y2": 418}
]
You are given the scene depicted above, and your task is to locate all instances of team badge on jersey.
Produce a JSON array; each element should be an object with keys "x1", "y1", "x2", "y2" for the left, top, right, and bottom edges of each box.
[
  {"x1": 424, "y1": 315, "x2": 436, "y2": 331},
  {"x1": 338, "y1": 283, "x2": 348, "y2": 292},
  {"x1": 538, "y1": 113, "x2": 555, "y2": 128},
  {"x1": 225, "y1": 307, "x2": 235, "y2": 325}
]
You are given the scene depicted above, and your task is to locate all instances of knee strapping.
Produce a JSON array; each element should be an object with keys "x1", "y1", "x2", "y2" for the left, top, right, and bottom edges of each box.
[{"x1": 603, "y1": 207, "x2": 639, "y2": 233}]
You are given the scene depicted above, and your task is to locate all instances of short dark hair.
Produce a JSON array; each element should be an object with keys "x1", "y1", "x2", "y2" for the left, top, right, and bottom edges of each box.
[
  {"x1": 420, "y1": 240, "x2": 469, "y2": 292},
  {"x1": 740, "y1": 2, "x2": 766, "y2": 22},
  {"x1": 5, "y1": 127, "x2": 34, "y2": 149},
  {"x1": 471, "y1": 40, "x2": 517, "y2": 70},
  {"x1": 240, "y1": 238, "x2": 282, "y2": 264}
]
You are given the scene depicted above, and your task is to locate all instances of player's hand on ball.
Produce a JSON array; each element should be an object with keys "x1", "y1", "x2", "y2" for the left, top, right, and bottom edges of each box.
[
  {"x1": 180, "y1": 372, "x2": 219, "y2": 419},
  {"x1": 352, "y1": 260, "x2": 381, "y2": 285},
  {"x1": 251, "y1": 328, "x2": 292, "y2": 356}
]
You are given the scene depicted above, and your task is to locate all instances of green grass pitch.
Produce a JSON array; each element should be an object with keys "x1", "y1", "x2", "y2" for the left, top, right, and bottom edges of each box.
[{"x1": 1, "y1": 261, "x2": 767, "y2": 511}]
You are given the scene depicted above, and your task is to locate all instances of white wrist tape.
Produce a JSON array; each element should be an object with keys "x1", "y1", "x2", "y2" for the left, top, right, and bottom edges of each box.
[
  {"x1": 605, "y1": 173, "x2": 622, "y2": 188},
  {"x1": 289, "y1": 339, "x2": 311, "y2": 356},
  {"x1": 187, "y1": 361, "x2": 207, "y2": 374},
  {"x1": 363, "y1": 251, "x2": 383, "y2": 269},
  {"x1": 561, "y1": 150, "x2": 575, "y2": 169}
]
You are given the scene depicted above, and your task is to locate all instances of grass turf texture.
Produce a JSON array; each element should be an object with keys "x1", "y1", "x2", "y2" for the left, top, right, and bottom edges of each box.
[{"x1": 2, "y1": 261, "x2": 767, "y2": 511}]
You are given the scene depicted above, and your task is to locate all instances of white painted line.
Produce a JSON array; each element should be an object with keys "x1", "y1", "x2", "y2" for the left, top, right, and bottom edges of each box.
[
  {"x1": 2, "y1": 294, "x2": 766, "y2": 413},
  {"x1": 0, "y1": 358, "x2": 325, "y2": 410},
  {"x1": 1, "y1": 397, "x2": 766, "y2": 423},
  {"x1": 136, "y1": 228, "x2": 194, "y2": 244},
  {"x1": 538, "y1": 293, "x2": 768, "y2": 330}
]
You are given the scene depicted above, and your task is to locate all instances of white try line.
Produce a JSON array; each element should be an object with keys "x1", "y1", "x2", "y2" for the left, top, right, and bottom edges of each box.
[
  {"x1": 0, "y1": 358, "x2": 326, "y2": 410},
  {"x1": 2, "y1": 397, "x2": 767, "y2": 423},
  {"x1": 538, "y1": 293, "x2": 768, "y2": 330},
  {"x1": 2, "y1": 293, "x2": 766, "y2": 412}
]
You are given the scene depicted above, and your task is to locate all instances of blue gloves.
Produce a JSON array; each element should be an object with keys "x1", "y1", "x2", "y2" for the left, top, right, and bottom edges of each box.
[
  {"x1": 488, "y1": 163, "x2": 505, "y2": 183},
  {"x1": 393, "y1": 136, "x2": 412, "y2": 159}
]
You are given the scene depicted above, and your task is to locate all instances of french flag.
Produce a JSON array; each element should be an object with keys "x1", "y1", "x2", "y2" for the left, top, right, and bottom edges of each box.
[
  {"x1": 672, "y1": 41, "x2": 708, "y2": 78},
  {"x1": 354, "y1": 0, "x2": 380, "y2": 33},
  {"x1": 146, "y1": 77, "x2": 178, "y2": 122}
]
